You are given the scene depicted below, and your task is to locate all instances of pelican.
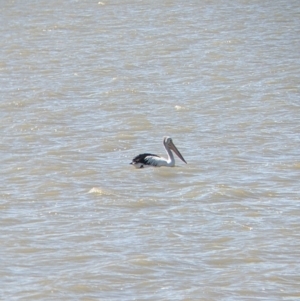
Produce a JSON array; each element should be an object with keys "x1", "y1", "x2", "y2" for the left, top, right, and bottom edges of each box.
[{"x1": 130, "y1": 136, "x2": 187, "y2": 168}]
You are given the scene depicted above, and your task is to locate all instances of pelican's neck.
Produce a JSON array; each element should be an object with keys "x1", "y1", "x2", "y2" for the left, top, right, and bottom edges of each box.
[{"x1": 164, "y1": 141, "x2": 175, "y2": 166}]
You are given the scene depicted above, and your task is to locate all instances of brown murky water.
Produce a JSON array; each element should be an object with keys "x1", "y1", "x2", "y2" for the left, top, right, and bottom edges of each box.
[{"x1": 1, "y1": 0, "x2": 300, "y2": 300}]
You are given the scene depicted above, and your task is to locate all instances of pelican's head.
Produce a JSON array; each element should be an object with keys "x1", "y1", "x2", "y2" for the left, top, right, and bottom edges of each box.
[{"x1": 163, "y1": 136, "x2": 187, "y2": 164}]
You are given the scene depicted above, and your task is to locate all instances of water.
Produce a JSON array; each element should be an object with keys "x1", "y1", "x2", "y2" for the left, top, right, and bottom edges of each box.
[{"x1": 1, "y1": 0, "x2": 300, "y2": 300}]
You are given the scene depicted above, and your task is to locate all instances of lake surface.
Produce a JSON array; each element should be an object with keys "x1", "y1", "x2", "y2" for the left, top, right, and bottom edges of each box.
[{"x1": 1, "y1": 0, "x2": 300, "y2": 300}]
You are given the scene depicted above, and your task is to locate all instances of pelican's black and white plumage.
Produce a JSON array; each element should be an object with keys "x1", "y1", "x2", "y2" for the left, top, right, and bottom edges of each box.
[{"x1": 130, "y1": 136, "x2": 187, "y2": 168}]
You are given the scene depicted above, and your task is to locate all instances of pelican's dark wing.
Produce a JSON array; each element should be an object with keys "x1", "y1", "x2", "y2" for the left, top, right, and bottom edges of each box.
[{"x1": 130, "y1": 153, "x2": 160, "y2": 167}]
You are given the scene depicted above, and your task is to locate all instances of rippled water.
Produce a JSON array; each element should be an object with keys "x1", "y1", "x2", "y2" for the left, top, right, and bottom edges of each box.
[{"x1": 1, "y1": 0, "x2": 300, "y2": 300}]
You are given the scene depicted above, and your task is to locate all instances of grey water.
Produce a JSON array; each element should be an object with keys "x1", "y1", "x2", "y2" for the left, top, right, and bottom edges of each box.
[{"x1": 1, "y1": 0, "x2": 300, "y2": 300}]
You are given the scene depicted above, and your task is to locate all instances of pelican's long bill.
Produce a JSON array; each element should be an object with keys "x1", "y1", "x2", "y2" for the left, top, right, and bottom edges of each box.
[{"x1": 167, "y1": 138, "x2": 187, "y2": 164}]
